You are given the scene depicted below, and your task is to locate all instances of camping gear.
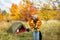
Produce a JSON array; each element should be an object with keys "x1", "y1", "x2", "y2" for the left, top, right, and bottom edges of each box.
[
  {"x1": 26, "y1": 28, "x2": 30, "y2": 32},
  {"x1": 7, "y1": 22, "x2": 27, "y2": 34}
]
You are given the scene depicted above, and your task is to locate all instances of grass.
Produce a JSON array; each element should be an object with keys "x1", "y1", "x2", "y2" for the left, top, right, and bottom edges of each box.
[
  {"x1": 0, "y1": 20, "x2": 60, "y2": 40},
  {"x1": 0, "y1": 31, "x2": 32, "y2": 40},
  {"x1": 41, "y1": 20, "x2": 60, "y2": 40},
  {"x1": 0, "y1": 21, "x2": 33, "y2": 40}
]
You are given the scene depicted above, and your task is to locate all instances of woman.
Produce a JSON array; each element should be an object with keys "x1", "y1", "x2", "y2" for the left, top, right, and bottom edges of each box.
[{"x1": 29, "y1": 12, "x2": 42, "y2": 40}]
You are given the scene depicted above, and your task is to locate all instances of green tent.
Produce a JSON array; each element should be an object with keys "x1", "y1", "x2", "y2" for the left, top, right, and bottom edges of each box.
[{"x1": 7, "y1": 22, "x2": 26, "y2": 33}]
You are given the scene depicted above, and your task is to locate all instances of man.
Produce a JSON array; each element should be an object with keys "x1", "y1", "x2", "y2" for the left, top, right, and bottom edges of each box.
[{"x1": 29, "y1": 11, "x2": 42, "y2": 40}]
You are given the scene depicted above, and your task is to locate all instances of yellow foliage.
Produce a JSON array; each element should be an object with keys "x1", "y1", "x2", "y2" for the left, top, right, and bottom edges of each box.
[
  {"x1": 10, "y1": 4, "x2": 19, "y2": 15},
  {"x1": 19, "y1": 3, "x2": 25, "y2": 11},
  {"x1": 38, "y1": 9, "x2": 56, "y2": 20},
  {"x1": 10, "y1": 3, "x2": 22, "y2": 20},
  {"x1": 0, "y1": 14, "x2": 3, "y2": 21}
]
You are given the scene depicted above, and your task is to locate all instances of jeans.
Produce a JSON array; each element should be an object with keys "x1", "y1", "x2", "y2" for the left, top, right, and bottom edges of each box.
[{"x1": 33, "y1": 29, "x2": 39, "y2": 40}]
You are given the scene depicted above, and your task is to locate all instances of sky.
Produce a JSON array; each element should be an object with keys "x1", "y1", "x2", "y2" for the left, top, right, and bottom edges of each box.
[
  {"x1": 0, "y1": 0, "x2": 22, "y2": 12},
  {"x1": 0, "y1": 0, "x2": 60, "y2": 13}
]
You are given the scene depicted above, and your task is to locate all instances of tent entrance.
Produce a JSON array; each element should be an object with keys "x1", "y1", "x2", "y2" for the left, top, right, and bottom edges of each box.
[{"x1": 15, "y1": 25, "x2": 26, "y2": 34}]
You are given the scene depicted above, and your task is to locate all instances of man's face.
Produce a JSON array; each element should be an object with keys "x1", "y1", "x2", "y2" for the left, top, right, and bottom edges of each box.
[{"x1": 32, "y1": 14, "x2": 38, "y2": 19}]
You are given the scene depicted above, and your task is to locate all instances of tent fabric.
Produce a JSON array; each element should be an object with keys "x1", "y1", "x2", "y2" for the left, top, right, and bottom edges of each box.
[{"x1": 7, "y1": 22, "x2": 26, "y2": 33}]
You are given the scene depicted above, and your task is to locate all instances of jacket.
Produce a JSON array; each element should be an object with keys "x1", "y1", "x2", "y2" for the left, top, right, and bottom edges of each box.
[{"x1": 29, "y1": 18, "x2": 42, "y2": 32}]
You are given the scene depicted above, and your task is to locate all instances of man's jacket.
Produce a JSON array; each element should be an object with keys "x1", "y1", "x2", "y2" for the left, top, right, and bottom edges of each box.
[{"x1": 29, "y1": 18, "x2": 42, "y2": 32}]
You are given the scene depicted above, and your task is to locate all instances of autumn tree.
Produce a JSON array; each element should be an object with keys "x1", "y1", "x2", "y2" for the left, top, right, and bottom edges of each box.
[
  {"x1": 0, "y1": 9, "x2": 3, "y2": 21},
  {"x1": 19, "y1": 0, "x2": 38, "y2": 21},
  {"x1": 2, "y1": 10, "x2": 7, "y2": 15},
  {"x1": 10, "y1": 4, "x2": 21, "y2": 20},
  {"x1": 10, "y1": 0, "x2": 57, "y2": 21},
  {"x1": 38, "y1": 9, "x2": 57, "y2": 21},
  {"x1": 1, "y1": 10, "x2": 10, "y2": 21}
]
